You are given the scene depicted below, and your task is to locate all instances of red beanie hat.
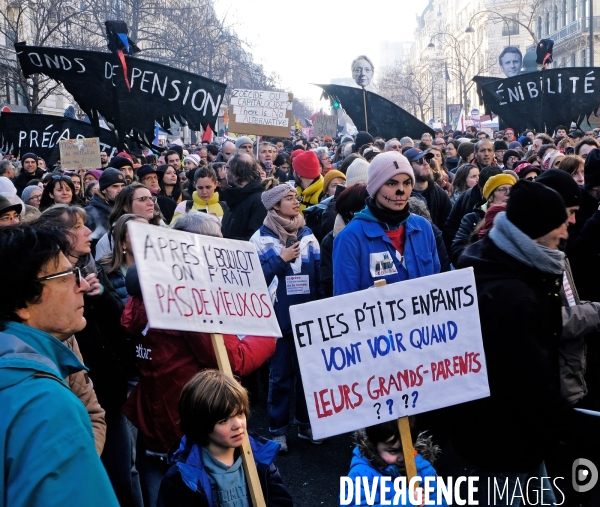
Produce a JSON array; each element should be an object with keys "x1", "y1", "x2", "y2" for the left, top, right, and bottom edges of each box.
[
  {"x1": 292, "y1": 150, "x2": 321, "y2": 179},
  {"x1": 290, "y1": 149, "x2": 305, "y2": 162}
]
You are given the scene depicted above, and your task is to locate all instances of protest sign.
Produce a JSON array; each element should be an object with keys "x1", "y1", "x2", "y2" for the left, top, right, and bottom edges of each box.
[
  {"x1": 228, "y1": 89, "x2": 293, "y2": 138},
  {"x1": 290, "y1": 268, "x2": 489, "y2": 440},
  {"x1": 127, "y1": 221, "x2": 281, "y2": 337},
  {"x1": 313, "y1": 114, "x2": 338, "y2": 137},
  {"x1": 59, "y1": 137, "x2": 101, "y2": 170}
]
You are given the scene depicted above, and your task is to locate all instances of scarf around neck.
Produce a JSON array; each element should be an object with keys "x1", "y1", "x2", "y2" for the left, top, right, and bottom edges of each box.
[
  {"x1": 488, "y1": 212, "x2": 565, "y2": 275},
  {"x1": 296, "y1": 176, "x2": 324, "y2": 214},
  {"x1": 354, "y1": 196, "x2": 410, "y2": 230},
  {"x1": 263, "y1": 209, "x2": 306, "y2": 246}
]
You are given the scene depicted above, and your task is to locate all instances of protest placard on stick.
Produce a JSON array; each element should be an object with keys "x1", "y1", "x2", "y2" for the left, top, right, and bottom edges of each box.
[
  {"x1": 312, "y1": 114, "x2": 338, "y2": 137},
  {"x1": 128, "y1": 221, "x2": 281, "y2": 507},
  {"x1": 289, "y1": 268, "x2": 489, "y2": 440},
  {"x1": 59, "y1": 137, "x2": 101, "y2": 170},
  {"x1": 228, "y1": 89, "x2": 293, "y2": 138}
]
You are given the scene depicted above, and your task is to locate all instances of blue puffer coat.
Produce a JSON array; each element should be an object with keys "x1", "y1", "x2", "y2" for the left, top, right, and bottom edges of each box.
[
  {"x1": 106, "y1": 267, "x2": 129, "y2": 306},
  {"x1": 250, "y1": 225, "x2": 321, "y2": 334},
  {"x1": 333, "y1": 209, "x2": 440, "y2": 296}
]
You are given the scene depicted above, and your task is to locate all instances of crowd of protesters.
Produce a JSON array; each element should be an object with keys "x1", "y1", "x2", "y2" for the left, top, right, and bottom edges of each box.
[{"x1": 1, "y1": 123, "x2": 600, "y2": 507}]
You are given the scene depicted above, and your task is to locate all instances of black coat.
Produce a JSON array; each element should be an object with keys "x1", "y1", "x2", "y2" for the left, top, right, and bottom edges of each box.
[
  {"x1": 13, "y1": 168, "x2": 45, "y2": 196},
  {"x1": 319, "y1": 230, "x2": 334, "y2": 298},
  {"x1": 451, "y1": 237, "x2": 569, "y2": 471},
  {"x1": 450, "y1": 209, "x2": 485, "y2": 265},
  {"x1": 413, "y1": 182, "x2": 452, "y2": 231},
  {"x1": 442, "y1": 185, "x2": 485, "y2": 251},
  {"x1": 221, "y1": 181, "x2": 267, "y2": 241},
  {"x1": 567, "y1": 208, "x2": 600, "y2": 302}
]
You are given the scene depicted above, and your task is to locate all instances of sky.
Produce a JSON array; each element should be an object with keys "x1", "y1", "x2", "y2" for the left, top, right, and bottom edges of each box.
[{"x1": 213, "y1": 0, "x2": 432, "y2": 109}]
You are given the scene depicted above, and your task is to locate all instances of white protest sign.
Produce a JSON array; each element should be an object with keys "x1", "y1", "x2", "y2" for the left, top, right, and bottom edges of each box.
[
  {"x1": 59, "y1": 137, "x2": 101, "y2": 170},
  {"x1": 127, "y1": 221, "x2": 281, "y2": 337},
  {"x1": 228, "y1": 89, "x2": 294, "y2": 137},
  {"x1": 290, "y1": 268, "x2": 489, "y2": 439},
  {"x1": 312, "y1": 114, "x2": 338, "y2": 137}
]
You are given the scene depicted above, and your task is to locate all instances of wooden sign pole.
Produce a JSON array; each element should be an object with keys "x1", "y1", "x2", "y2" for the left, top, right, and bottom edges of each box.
[
  {"x1": 210, "y1": 333, "x2": 267, "y2": 507},
  {"x1": 362, "y1": 88, "x2": 369, "y2": 133},
  {"x1": 373, "y1": 280, "x2": 417, "y2": 481}
]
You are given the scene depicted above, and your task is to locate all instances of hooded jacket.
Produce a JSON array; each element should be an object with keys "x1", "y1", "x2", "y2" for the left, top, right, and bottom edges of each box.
[
  {"x1": 333, "y1": 210, "x2": 440, "y2": 296},
  {"x1": 85, "y1": 193, "x2": 114, "y2": 244},
  {"x1": 343, "y1": 430, "x2": 447, "y2": 507},
  {"x1": 157, "y1": 435, "x2": 292, "y2": 507},
  {"x1": 452, "y1": 236, "x2": 569, "y2": 471},
  {"x1": 121, "y1": 294, "x2": 276, "y2": 453},
  {"x1": 13, "y1": 167, "x2": 44, "y2": 196},
  {"x1": 221, "y1": 181, "x2": 267, "y2": 241},
  {"x1": 0, "y1": 321, "x2": 119, "y2": 507}
]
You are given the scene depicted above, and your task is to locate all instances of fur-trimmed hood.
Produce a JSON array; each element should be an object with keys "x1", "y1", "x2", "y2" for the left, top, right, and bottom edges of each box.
[{"x1": 353, "y1": 428, "x2": 440, "y2": 474}]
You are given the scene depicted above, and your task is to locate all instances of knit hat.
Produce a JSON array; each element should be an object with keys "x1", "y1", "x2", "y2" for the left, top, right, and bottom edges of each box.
[
  {"x1": 290, "y1": 149, "x2": 304, "y2": 162},
  {"x1": 366, "y1": 151, "x2": 414, "y2": 197},
  {"x1": 292, "y1": 150, "x2": 321, "y2": 179},
  {"x1": 116, "y1": 151, "x2": 133, "y2": 161},
  {"x1": 494, "y1": 140, "x2": 508, "y2": 151},
  {"x1": 506, "y1": 180, "x2": 567, "y2": 239},
  {"x1": 261, "y1": 181, "x2": 296, "y2": 210},
  {"x1": 584, "y1": 148, "x2": 600, "y2": 188},
  {"x1": 352, "y1": 131, "x2": 374, "y2": 153},
  {"x1": 345, "y1": 158, "x2": 370, "y2": 186},
  {"x1": 168, "y1": 144, "x2": 184, "y2": 158},
  {"x1": 514, "y1": 164, "x2": 541, "y2": 179},
  {"x1": 482, "y1": 173, "x2": 516, "y2": 200},
  {"x1": 235, "y1": 136, "x2": 253, "y2": 149},
  {"x1": 108, "y1": 156, "x2": 133, "y2": 170},
  {"x1": 323, "y1": 170, "x2": 346, "y2": 192},
  {"x1": 508, "y1": 141, "x2": 522, "y2": 149},
  {"x1": 99, "y1": 168, "x2": 126, "y2": 191},
  {"x1": 20, "y1": 152, "x2": 38, "y2": 165},
  {"x1": 504, "y1": 128, "x2": 515, "y2": 136},
  {"x1": 85, "y1": 169, "x2": 102, "y2": 181},
  {"x1": 502, "y1": 150, "x2": 521, "y2": 167},
  {"x1": 21, "y1": 185, "x2": 40, "y2": 203},
  {"x1": 0, "y1": 194, "x2": 22, "y2": 216},
  {"x1": 184, "y1": 154, "x2": 201, "y2": 167},
  {"x1": 0, "y1": 176, "x2": 16, "y2": 195},
  {"x1": 457, "y1": 142, "x2": 475, "y2": 162},
  {"x1": 536, "y1": 169, "x2": 582, "y2": 208}
]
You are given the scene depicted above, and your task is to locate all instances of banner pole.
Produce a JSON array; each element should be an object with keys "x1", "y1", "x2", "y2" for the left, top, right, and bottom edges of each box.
[
  {"x1": 210, "y1": 333, "x2": 267, "y2": 507},
  {"x1": 362, "y1": 87, "x2": 369, "y2": 133}
]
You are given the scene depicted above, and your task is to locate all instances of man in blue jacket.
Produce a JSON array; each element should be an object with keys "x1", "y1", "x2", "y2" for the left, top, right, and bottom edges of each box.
[{"x1": 0, "y1": 225, "x2": 119, "y2": 507}]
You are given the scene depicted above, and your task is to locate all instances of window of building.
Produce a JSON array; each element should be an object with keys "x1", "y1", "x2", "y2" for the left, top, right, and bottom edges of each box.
[
  {"x1": 553, "y1": 5, "x2": 559, "y2": 31},
  {"x1": 546, "y1": 12, "x2": 550, "y2": 34},
  {"x1": 572, "y1": 0, "x2": 578, "y2": 21},
  {"x1": 538, "y1": 16, "x2": 543, "y2": 39},
  {"x1": 502, "y1": 14, "x2": 520, "y2": 36},
  {"x1": 562, "y1": 0, "x2": 568, "y2": 26}
]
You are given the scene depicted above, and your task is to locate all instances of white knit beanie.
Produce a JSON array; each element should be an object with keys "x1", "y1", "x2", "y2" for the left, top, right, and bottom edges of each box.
[
  {"x1": 366, "y1": 151, "x2": 414, "y2": 197},
  {"x1": 184, "y1": 154, "x2": 201, "y2": 167},
  {"x1": 261, "y1": 181, "x2": 296, "y2": 210},
  {"x1": 345, "y1": 158, "x2": 370, "y2": 186}
]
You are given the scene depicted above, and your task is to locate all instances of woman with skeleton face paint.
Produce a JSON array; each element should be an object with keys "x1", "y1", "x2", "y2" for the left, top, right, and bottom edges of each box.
[{"x1": 333, "y1": 151, "x2": 441, "y2": 295}]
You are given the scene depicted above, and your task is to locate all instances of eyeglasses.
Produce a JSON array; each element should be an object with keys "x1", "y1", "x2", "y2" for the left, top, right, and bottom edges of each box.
[
  {"x1": 35, "y1": 267, "x2": 81, "y2": 287},
  {"x1": 27, "y1": 194, "x2": 42, "y2": 202},
  {"x1": 133, "y1": 195, "x2": 157, "y2": 203},
  {"x1": 494, "y1": 186, "x2": 512, "y2": 195}
]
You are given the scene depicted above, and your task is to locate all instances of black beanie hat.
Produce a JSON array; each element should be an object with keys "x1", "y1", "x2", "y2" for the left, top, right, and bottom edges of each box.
[
  {"x1": 506, "y1": 180, "x2": 567, "y2": 239},
  {"x1": 352, "y1": 132, "x2": 374, "y2": 153},
  {"x1": 108, "y1": 156, "x2": 133, "y2": 170},
  {"x1": 99, "y1": 168, "x2": 126, "y2": 191},
  {"x1": 493, "y1": 140, "x2": 508, "y2": 151},
  {"x1": 457, "y1": 142, "x2": 475, "y2": 161},
  {"x1": 584, "y1": 148, "x2": 600, "y2": 189},
  {"x1": 168, "y1": 144, "x2": 184, "y2": 158},
  {"x1": 503, "y1": 149, "x2": 521, "y2": 167},
  {"x1": 536, "y1": 169, "x2": 581, "y2": 207},
  {"x1": 20, "y1": 152, "x2": 38, "y2": 165}
]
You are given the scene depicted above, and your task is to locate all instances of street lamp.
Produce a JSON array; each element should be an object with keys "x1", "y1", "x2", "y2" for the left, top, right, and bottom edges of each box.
[{"x1": 427, "y1": 41, "x2": 435, "y2": 49}]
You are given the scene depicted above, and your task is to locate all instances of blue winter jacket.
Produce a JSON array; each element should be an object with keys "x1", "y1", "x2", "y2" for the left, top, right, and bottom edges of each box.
[
  {"x1": 342, "y1": 446, "x2": 448, "y2": 506},
  {"x1": 106, "y1": 267, "x2": 129, "y2": 306},
  {"x1": 250, "y1": 225, "x2": 321, "y2": 334},
  {"x1": 0, "y1": 321, "x2": 119, "y2": 507},
  {"x1": 333, "y1": 211, "x2": 440, "y2": 296}
]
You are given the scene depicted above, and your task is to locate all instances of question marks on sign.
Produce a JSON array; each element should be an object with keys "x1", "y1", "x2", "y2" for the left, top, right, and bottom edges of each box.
[
  {"x1": 373, "y1": 402, "x2": 381, "y2": 419},
  {"x1": 411, "y1": 391, "x2": 419, "y2": 408},
  {"x1": 386, "y1": 399, "x2": 393, "y2": 414},
  {"x1": 402, "y1": 394, "x2": 409, "y2": 408}
]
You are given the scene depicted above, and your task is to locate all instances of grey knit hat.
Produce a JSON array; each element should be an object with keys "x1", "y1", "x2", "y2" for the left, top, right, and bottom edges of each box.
[
  {"x1": 261, "y1": 181, "x2": 296, "y2": 210},
  {"x1": 21, "y1": 185, "x2": 41, "y2": 203},
  {"x1": 235, "y1": 136, "x2": 253, "y2": 149}
]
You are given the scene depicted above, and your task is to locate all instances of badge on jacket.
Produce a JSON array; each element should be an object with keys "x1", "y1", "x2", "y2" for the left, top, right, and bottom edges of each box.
[{"x1": 369, "y1": 252, "x2": 398, "y2": 277}]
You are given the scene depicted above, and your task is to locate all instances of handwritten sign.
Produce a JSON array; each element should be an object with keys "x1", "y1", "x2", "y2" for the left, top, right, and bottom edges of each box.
[
  {"x1": 290, "y1": 268, "x2": 489, "y2": 439},
  {"x1": 312, "y1": 114, "x2": 338, "y2": 137},
  {"x1": 127, "y1": 221, "x2": 282, "y2": 337},
  {"x1": 58, "y1": 137, "x2": 101, "y2": 170},
  {"x1": 228, "y1": 89, "x2": 293, "y2": 138}
]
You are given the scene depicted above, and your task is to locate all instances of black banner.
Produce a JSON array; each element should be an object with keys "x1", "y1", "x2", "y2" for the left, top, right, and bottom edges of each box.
[
  {"x1": 314, "y1": 83, "x2": 434, "y2": 140},
  {"x1": 15, "y1": 43, "x2": 226, "y2": 148},
  {"x1": 0, "y1": 112, "x2": 118, "y2": 165},
  {"x1": 474, "y1": 68, "x2": 600, "y2": 132}
]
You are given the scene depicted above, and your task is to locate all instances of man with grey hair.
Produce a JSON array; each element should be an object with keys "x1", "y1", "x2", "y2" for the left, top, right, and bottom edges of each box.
[
  {"x1": 0, "y1": 160, "x2": 15, "y2": 180},
  {"x1": 384, "y1": 138, "x2": 402, "y2": 152},
  {"x1": 171, "y1": 210, "x2": 222, "y2": 238},
  {"x1": 399, "y1": 136, "x2": 414, "y2": 149}
]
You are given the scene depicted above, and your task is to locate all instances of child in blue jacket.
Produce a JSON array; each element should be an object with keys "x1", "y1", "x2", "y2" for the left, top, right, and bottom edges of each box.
[
  {"x1": 250, "y1": 181, "x2": 322, "y2": 453},
  {"x1": 333, "y1": 151, "x2": 440, "y2": 296},
  {"x1": 343, "y1": 420, "x2": 447, "y2": 506},
  {"x1": 157, "y1": 370, "x2": 293, "y2": 507}
]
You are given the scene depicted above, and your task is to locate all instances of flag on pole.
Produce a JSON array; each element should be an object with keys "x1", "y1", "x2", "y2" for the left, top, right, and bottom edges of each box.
[
  {"x1": 223, "y1": 108, "x2": 229, "y2": 136},
  {"x1": 456, "y1": 108, "x2": 465, "y2": 132},
  {"x1": 202, "y1": 124, "x2": 213, "y2": 142}
]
